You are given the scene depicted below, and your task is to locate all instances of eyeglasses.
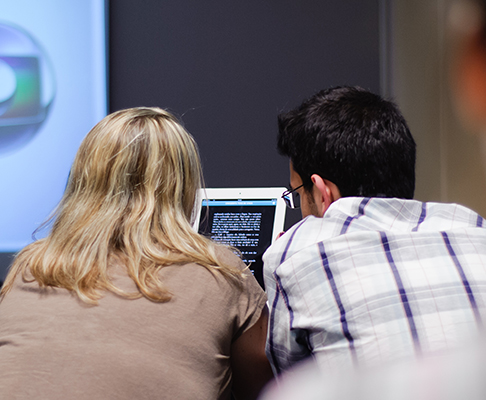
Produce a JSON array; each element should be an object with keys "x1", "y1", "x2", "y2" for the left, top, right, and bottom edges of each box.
[{"x1": 281, "y1": 184, "x2": 304, "y2": 209}]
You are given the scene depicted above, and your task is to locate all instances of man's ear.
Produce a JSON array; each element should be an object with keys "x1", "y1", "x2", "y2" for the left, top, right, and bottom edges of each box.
[{"x1": 311, "y1": 174, "x2": 341, "y2": 217}]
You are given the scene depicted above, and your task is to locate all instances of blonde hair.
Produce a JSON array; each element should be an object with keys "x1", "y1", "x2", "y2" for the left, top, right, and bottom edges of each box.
[{"x1": 1, "y1": 107, "x2": 242, "y2": 304}]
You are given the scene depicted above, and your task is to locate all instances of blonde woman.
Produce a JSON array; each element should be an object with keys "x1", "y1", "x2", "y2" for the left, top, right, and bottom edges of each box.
[{"x1": 0, "y1": 108, "x2": 272, "y2": 399}]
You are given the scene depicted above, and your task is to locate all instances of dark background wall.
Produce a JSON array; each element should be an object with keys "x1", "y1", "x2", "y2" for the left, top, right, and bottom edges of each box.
[
  {"x1": 0, "y1": 0, "x2": 381, "y2": 283},
  {"x1": 109, "y1": 0, "x2": 380, "y2": 188}
]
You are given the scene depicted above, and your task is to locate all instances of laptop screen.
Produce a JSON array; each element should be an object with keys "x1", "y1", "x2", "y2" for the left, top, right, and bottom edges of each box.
[{"x1": 195, "y1": 188, "x2": 286, "y2": 288}]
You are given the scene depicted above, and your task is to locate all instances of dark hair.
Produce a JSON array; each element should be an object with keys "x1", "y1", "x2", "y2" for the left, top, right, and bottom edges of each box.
[{"x1": 277, "y1": 86, "x2": 416, "y2": 199}]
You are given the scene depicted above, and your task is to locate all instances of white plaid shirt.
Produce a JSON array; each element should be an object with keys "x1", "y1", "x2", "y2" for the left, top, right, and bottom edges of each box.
[{"x1": 263, "y1": 197, "x2": 486, "y2": 374}]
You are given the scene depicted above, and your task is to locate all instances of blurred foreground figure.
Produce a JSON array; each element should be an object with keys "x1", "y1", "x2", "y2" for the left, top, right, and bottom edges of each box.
[
  {"x1": 0, "y1": 107, "x2": 272, "y2": 400},
  {"x1": 259, "y1": 339, "x2": 486, "y2": 400},
  {"x1": 452, "y1": 0, "x2": 486, "y2": 142}
]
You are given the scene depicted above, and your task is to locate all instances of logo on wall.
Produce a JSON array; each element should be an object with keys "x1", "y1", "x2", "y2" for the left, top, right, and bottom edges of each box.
[{"x1": 0, "y1": 22, "x2": 55, "y2": 154}]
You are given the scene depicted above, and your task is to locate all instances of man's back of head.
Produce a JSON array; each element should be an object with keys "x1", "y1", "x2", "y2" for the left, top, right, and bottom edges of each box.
[{"x1": 277, "y1": 86, "x2": 416, "y2": 200}]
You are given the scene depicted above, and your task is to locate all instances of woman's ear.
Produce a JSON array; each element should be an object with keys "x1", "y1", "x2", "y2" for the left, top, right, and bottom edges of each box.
[{"x1": 310, "y1": 174, "x2": 341, "y2": 217}]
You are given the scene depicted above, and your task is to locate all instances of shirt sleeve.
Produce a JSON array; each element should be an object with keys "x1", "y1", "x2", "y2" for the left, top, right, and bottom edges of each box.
[
  {"x1": 233, "y1": 267, "x2": 268, "y2": 340},
  {"x1": 215, "y1": 247, "x2": 267, "y2": 341}
]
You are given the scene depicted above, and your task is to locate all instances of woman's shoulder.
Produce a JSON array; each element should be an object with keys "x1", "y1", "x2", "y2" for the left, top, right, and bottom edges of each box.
[
  {"x1": 214, "y1": 245, "x2": 248, "y2": 272},
  {"x1": 215, "y1": 244, "x2": 266, "y2": 297}
]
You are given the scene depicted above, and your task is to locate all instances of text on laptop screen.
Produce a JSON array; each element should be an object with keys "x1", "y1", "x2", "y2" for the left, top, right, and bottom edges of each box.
[{"x1": 197, "y1": 199, "x2": 277, "y2": 287}]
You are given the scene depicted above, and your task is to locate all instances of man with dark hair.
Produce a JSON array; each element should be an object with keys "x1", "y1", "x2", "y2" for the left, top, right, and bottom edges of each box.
[
  {"x1": 278, "y1": 86, "x2": 416, "y2": 201},
  {"x1": 263, "y1": 86, "x2": 486, "y2": 375}
]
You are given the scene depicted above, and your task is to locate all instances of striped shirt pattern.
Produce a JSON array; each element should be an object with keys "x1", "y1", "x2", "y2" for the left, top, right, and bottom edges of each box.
[{"x1": 263, "y1": 197, "x2": 486, "y2": 375}]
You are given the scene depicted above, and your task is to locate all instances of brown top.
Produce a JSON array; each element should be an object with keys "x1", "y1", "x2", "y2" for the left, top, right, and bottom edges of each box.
[{"x1": 0, "y1": 249, "x2": 266, "y2": 400}]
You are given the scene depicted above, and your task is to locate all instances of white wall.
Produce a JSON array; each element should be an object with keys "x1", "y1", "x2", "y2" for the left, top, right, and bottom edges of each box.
[{"x1": 385, "y1": 0, "x2": 486, "y2": 215}]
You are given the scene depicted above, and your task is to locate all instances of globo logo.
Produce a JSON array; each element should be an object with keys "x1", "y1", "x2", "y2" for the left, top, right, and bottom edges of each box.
[{"x1": 0, "y1": 22, "x2": 55, "y2": 154}]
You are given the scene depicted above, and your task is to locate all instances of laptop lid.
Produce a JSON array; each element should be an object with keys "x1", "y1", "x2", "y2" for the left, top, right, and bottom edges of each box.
[{"x1": 193, "y1": 187, "x2": 287, "y2": 288}]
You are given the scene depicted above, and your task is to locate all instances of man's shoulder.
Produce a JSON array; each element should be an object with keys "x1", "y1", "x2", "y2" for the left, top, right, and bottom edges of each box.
[
  {"x1": 262, "y1": 214, "x2": 326, "y2": 268},
  {"x1": 326, "y1": 196, "x2": 485, "y2": 233},
  {"x1": 263, "y1": 196, "x2": 486, "y2": 272},
  {"x1": 262, "y1": 203, "x2": 350, "y2": 272}
]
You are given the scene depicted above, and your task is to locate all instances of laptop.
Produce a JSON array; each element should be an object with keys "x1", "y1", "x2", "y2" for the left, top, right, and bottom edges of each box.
[{"x1": 193, "y1": 187, "x2": 287, "y2": 288}]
